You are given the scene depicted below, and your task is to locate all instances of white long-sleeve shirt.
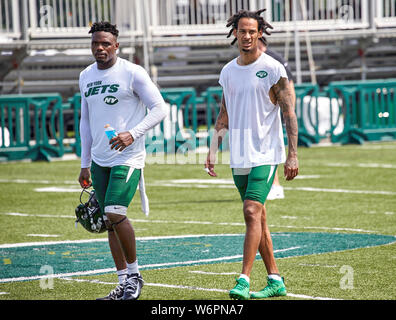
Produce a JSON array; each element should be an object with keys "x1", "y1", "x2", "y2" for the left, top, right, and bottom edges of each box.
[{"x1": 79, "y1": 57, "x2": 167, "y2": 168}]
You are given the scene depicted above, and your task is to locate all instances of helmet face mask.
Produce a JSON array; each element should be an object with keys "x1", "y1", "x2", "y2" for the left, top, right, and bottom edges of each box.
[{"x1": 75, "y1": 189, "x2": 107, "y2": 233}]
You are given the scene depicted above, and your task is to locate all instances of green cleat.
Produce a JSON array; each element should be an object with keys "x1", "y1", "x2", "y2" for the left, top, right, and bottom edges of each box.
[
  {"x1": 250, "y1": 277, "x2": 287, "y2": 299},
  {"x1": 229, "y1": 277, "x2": 250, "y2": 300}
]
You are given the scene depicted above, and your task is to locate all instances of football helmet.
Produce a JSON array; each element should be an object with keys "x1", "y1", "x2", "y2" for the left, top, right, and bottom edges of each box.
[{"x1": 75, "y1": 188, "x2": 107, "y2": 233}]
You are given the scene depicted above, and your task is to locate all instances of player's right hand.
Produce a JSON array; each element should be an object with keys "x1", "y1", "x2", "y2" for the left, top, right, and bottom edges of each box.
[
  {"x1": 78, "y1": 168, "x2": 92, "y2": 188},
  {"x1": 284, "y1": 154, "x2": 299, "y2": 181},
  {"x1": 205, "y1": 153, "x2": 217, "y2": 177}
]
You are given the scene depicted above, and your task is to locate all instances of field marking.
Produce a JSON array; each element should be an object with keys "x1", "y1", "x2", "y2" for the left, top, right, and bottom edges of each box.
[
  {"x1": 0, "y1": 268, "x2": 116, "y2": 283},
  {"x1": 35, "y1": 187, "x2": 81, "y2": 192},
  {"x1": 0, "y1": 175, "x2": 317, "y2": 186},
  {"x1": 0, "y1": 212, "x2": 378, "y2": 234},
  {"x1": 26, "y1": 234, "x2": 60, "y2": 238},
  {"x1": 148, "y1": 179, "x2": 396, "y2": 196},
  {"x1": 0, "y1": 212, "x2": 377, "y2": 233},
  {"x1": 2, "y1": 234, "x2": 393, "y2": 301},
  {"x1": 0, "y1": 243, "x2": 300, "y2": 283},
  {"x1": 282, "y1": 186, "x2": 396, "y2": 196},
  {"x1": 58, "y1": 276, "x2": 341, "y2": 300},
  {"x1": 189, "y1": 271, "x2": 239, "y2": 276},
  {"x1": 2, "y1": 212, "x2": 81, "y2": 219},
  {"x1": 326, "y1": 162, "x2": 396, "y2": 169},
  {"x1": 0, "y1": 179, "x2": 77, "y2": 184},
  {"x1": 1, "y1": 176, "x2": 394, "y2": 196},
  {"x1": 299, "y1": 263, "x2": 338, "y2": 268},
  {"x1": 0, "y1": 233, "x2": 240, "y2": 249},
  {"x1": 340, "y1": 144, "x2": 396, "y2": 150}
]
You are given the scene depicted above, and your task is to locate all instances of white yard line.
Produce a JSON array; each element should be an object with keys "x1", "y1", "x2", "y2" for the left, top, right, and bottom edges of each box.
[
  {"x1": 0, "y1": 176, "x2": 393, "y2": 196},
  {"x1": 26, "y1": 234, "x2": 60, "y2": 238},
  {"x1": 148, "y1": 179, "x2": 396, "y2": 196},
  {"x1": 0, "y1": 233, "x2": 240, "y2": 249},
  {"x1": 0, "y1": 179, "x2": 77, "y2": 184},
  {"x1": 0, "y1": 212, "x2": 378, "y2": 233},
  {"x1": 58, "y1": 276, "x2": 341, "y2": 300},
  {"x1": 35, "y1": 187, "x2": 82, "y2": 192},
  {"x1": 283, "y1": 186, "x2": 396, "y2": 196},
  {"x1": 189, "y1": 271, "x2": 240, "y2": 276},
  {"x1": 326, "y1": 162, "x2": 396, "y2": 169}
]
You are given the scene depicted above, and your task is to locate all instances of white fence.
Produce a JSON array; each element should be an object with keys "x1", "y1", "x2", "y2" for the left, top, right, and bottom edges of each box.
[
  {"x1": 26, "y1": 0, "x2": 145, "y2": 38},
  {"x1": 0, "y1": 0, "x2": 21, "y2": 38},
  {"x1": 1, "y1": 0, "x2": 396, "y2": 41},
  {"x1": 147, "y1": 0, "x2": 369, "y2": 31}
]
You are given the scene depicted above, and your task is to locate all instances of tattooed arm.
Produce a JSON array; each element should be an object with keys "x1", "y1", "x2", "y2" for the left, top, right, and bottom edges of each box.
[
  {"x1": 205, "y1": 94, "x2": 229, "y2": 177},
  {"x1": 272, "y1": 77, "x2": 299, "y2": 180}
]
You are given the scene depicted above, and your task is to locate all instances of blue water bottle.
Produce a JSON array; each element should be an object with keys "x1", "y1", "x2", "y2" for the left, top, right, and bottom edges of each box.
[
  {"x1": 104, "y1": 124, "x2": 118, "y2": 148},
  {"x1": 104, "y1": 124, "x2": 117, "y2": 139}
]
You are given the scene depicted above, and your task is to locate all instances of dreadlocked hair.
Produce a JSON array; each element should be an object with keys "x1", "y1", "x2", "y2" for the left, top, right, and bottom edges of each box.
[
  {"x1": 259, "y1": 36, "x2": 268, "y2": 46},
  {"x1": 89, "y1": 21, "x2": 119, "y2": 38},
  {"x1": 226, "y1": 9, "x2": 273, "y2": 45}
]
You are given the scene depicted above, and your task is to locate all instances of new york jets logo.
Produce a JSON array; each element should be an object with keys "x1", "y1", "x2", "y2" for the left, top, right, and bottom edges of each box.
[
  {"x1": 256, "y1": 70, "x2": 268, "y2": 78},
  {"x1": 104, "y1": 96, "x2": 118, "y2": 105}
]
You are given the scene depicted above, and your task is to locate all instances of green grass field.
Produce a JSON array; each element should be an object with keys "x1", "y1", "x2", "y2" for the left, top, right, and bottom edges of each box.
[{"x1": 0, "y1": 141, "x2": 396, "y2": 301}]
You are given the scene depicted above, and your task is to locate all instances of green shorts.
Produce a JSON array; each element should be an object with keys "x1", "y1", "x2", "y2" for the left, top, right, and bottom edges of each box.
[
  {"x1": 232, "y1": 165, "x2": 278, "y2": 204},
  {"x1": 91, "y1": 161, "x2": 141, "y2": 217}
]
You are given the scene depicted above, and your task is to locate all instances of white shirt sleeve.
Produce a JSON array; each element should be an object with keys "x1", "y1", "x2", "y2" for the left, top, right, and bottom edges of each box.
[
  {"x1": 79, "y1": 94, "x2": 93, "y2": 168},
  {"x1": 128, "y1": 66, "x2": 167, "y2": 140},
  {"x1": 219, "y1": 68, "x2": 224, "y2": 88},
  {"x1": 270, "y1": 61, "x2": 288, "y2": 86}
]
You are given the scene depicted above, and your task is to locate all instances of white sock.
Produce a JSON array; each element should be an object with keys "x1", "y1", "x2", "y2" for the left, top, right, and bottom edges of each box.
[
  {"x1": 238, "y1": 274, "x2": 250, "y2": 284},
  {"x1": 268, "y1": 274, "x2": 282, "y2": 281},
  {"x1": 116, "y1": 268, "x2": 128, "y2": 284},
  {"x1": 127, "y1": 260, "x2": 140, "y2": 275}
]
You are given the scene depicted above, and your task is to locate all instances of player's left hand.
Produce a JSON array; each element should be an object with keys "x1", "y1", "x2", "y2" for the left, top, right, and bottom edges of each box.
[
  {"x1": 110, "y1": 132, "x2": 134, "y2": 152},
  {"x1": 284, "y1": 154, "x2": 299, "y2": 181}
]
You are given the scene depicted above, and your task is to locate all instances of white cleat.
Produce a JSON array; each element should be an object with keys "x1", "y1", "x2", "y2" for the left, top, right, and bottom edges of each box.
[
  {"x1": 122, "y1": 273, "x2": 144, "y2": 300},
  {"x1": 267, "y1": 185, "x2": 285, "y2": 200}
]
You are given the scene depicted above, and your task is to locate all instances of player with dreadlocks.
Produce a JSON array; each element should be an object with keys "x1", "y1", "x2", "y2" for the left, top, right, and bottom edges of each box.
[
  {"x1": 205, "y1": 9, "x2": 299, "y2": 299},
  {"x1": 226, "y1": 9, "x2": 274, "y2": 46}
]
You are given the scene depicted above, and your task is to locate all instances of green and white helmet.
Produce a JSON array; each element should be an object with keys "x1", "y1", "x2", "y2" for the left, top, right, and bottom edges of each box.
[{"x1": 75, "y1": 189, "x2": 106, "y2": 233}]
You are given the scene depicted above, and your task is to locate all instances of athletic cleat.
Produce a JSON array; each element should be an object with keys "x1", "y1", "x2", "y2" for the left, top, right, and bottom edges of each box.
[
  {"x1": 229, "y1": 278, "x2": 250, "y2": 300},
  {"x1": 96, "y1": 283, "x2": 124, "y2": 300},
  {"x1": 122, "y1": 273, "x2": 144, "y2": 300},
  {"x1": 250, "y1": 277, "x2": 287, "y2": 299},
  {"x1": 267, "y1": 185, "x2": 285, "y2": 200}
]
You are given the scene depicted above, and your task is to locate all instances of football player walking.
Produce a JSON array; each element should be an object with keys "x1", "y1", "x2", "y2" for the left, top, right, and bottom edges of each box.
[
  {"x1": 205, "y1": 9, "x2": 299, "y2": 300},
  {"x1": 78, "y1": 22, "x2": 167, "y2": 300}
]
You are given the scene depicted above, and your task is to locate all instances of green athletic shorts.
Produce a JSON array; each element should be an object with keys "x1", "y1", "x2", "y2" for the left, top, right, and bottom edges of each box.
[
  {"x1": 232, "y1": 165, "x2": 278, "y2": 204},
  {"x1": 91, "y1": 161, "x2": 141, "y2": 216}
]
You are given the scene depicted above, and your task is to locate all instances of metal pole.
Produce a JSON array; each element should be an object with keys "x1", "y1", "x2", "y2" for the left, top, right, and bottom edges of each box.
[
  {"x1": 142, "y1": 0, "x2": 151, "y2": 74},
  {"x1": 370, "y1": 0, "x2": 377, "y2": 33},
  {"x1": 299, "y1": 0, "x2": 316, "y2": 84},
  {"x1": 293, "y1": 0, "x2": 302, "y2": 84},
  {"x1": 21, "y1": 0, "x2": 29, "y2": 41}
]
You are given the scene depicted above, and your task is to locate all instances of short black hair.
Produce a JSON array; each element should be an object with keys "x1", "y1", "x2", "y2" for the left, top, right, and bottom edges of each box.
[
  {"x1": 89, "y1": 21, "x2": 119, "y2": 38},
  {"x1": 226, "y1": 9, "x2": 273, "y2": 45}
]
